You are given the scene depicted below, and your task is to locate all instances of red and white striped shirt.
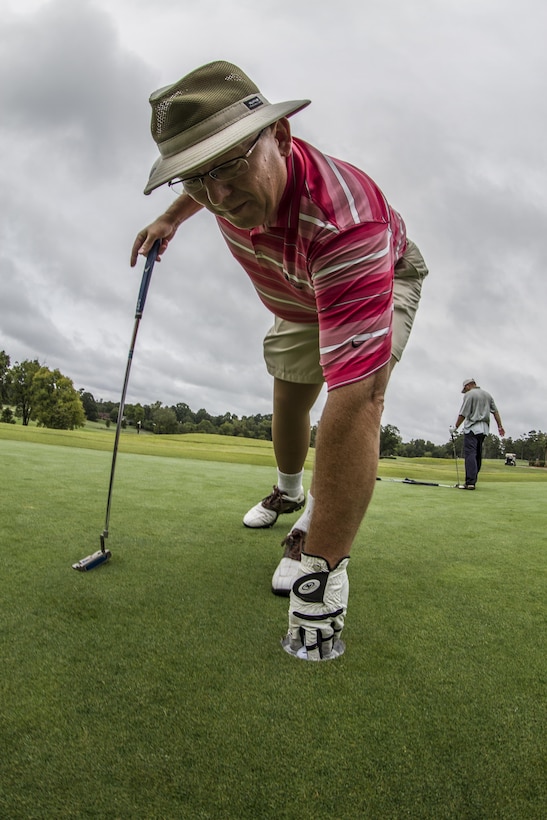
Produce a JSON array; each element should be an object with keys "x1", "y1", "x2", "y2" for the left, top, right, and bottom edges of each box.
[{"x1": 217, "y1": 138, "x2": 407, "y2": 389}]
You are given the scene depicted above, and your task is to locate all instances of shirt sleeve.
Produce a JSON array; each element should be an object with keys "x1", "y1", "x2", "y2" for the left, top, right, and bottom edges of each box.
[{"x1": 309, "y1": 222, "x2": 395, "y2": 389}]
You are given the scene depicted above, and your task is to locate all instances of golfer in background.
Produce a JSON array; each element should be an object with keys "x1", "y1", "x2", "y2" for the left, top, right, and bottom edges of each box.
[
  {"x1": 452, "y1": 379, "x2": 505, "y2": 490},
  {"x1": 132, "y1": 60, "x2": 428, "y2": 660}
]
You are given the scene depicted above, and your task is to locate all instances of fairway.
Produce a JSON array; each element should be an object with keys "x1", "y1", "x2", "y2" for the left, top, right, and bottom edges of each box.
[{"x1": 0, "y1": 428, "x2": 545, "y2": 819}]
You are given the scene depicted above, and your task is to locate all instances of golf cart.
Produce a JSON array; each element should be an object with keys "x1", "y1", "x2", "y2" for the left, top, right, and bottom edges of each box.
[{"x1": 504, "y1": 453, "x2": 517, "y2": 466}]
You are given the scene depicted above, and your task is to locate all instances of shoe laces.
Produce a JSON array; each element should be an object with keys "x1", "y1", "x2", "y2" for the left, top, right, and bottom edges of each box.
[
  {"x1": 262, "y1": 485, "x2": 288, "y2": 511},
  {"x1": 281, "y1": 528, "x2": 306, "y2": 560}
]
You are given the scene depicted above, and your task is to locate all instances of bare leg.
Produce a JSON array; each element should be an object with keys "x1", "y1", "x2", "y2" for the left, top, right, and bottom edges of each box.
[
  {"x1": 307, "y1": 366, "x2": 389, "y2": 566},
  {"x1": 272, "y1": 378, "x2": 323, "y2": 474},
  {"x1": 271, "y1": 364, "x2": 389, "y2": 594}
]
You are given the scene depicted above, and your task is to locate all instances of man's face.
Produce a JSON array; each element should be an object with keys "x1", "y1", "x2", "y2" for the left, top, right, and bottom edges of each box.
[{"x1": 185, "y1": 119, "x2": 292, "y2": 229}]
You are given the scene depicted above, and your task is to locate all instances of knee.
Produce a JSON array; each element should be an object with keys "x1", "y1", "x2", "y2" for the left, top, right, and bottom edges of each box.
[{"x1": 273, "y1": 378, "x2": 322, "y2": 415}]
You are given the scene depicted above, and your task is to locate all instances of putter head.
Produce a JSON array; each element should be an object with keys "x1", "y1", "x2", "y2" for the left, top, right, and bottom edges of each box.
[{"x1": 72, "y1": 549, "x2": 112, "y2": 572}]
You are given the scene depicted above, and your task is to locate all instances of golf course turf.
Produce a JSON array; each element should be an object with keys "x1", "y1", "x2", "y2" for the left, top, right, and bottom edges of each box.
[{"x1": 1, "y1": 424, "x2": 545, "y2": 819}]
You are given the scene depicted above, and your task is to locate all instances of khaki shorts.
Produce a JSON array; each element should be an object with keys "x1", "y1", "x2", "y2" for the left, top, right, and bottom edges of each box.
[{"x1": 263, "y1": 239, "x2": 428, "y2": 384}]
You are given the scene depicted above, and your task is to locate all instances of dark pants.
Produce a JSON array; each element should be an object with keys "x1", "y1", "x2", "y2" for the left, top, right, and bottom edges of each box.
[{"x1": 463, "y1": 432, "x2": 485, "y2": 486}]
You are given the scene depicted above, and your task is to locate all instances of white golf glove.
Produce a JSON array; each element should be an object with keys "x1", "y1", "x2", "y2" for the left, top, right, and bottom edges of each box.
[
  {"x1": 449, "y1": 425, "x2": 457, "y2": 435},
  {"x1": 284, "y1": 553, "x2": 349, "y2": 661}
]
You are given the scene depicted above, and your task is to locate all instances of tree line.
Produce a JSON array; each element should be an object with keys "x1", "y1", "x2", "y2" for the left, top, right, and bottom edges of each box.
[
  {"x1": 88, "y1": 396, "x2": 275, "y2": 441},
  {"x1": 379, "y1": 423, "x2": 547, "y2": 464},
  {"x1": 1, "y1": 351, "x2": 544, "y2": 460},
  {"x1": 0, "y1": 351, "x2": 274, "y2": 440}
]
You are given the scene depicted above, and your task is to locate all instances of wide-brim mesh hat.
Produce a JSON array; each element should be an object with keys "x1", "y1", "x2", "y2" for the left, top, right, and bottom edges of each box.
[{"x1": 144, "y1": 60, "x2": 311, "y2": 194}]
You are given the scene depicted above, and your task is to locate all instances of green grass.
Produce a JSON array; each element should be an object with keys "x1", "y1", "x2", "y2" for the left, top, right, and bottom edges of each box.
[
  {"x1": 0, "y1": 422, "x2": 284, "y2": 467},
  {"x1": 0, "y1": 428, "x2": 545, "y2": 819}
]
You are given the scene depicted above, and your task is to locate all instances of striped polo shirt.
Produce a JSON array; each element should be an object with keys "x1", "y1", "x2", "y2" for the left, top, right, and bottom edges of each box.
[{"x1": 217, "y1": 138, "x2": 407, "y2": 389}]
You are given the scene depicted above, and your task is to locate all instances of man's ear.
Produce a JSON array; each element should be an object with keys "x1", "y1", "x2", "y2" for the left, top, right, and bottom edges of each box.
[{"x1": 272, "y1": 118, "x2": 292, "y2": 157}]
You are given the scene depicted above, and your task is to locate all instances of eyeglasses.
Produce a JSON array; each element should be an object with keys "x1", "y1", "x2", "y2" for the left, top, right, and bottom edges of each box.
[{"x1": 168, "y1": 129, "x2": 266, "y2": 195}]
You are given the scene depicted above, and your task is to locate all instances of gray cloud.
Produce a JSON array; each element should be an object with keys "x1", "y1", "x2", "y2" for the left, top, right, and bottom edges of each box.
[{"x1": 1, "y1": 0, "x2": 545, "y2": 444}]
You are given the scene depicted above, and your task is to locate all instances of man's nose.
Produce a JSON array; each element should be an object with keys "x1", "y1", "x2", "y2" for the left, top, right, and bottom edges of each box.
[{"x1": 203, "y1": 177, "x2": 233, "y2": 207}]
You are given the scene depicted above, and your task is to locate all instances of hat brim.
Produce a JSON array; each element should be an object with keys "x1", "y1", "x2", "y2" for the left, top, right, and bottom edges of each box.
[{"x1": 143, "y1": 98, "x2": 310, "y2": 195}]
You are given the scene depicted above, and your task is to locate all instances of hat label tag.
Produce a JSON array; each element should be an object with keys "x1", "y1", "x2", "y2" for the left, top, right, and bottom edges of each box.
[{"x1": 244, "y1": 96, "x2": 264, "y2": 110}]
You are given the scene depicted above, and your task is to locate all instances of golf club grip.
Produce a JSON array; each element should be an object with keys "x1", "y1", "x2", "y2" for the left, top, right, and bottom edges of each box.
[{"x1": 135, "y1": 240, "x2": 160, "y2": 317}]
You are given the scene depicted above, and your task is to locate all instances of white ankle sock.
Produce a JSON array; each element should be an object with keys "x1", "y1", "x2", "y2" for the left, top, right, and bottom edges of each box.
[
  {"x1": 291, "y1": 491, "x2": 314, "y2": 532},
  {"x1": 277, "y1": 469, "x2": 304, "y2": 498}
]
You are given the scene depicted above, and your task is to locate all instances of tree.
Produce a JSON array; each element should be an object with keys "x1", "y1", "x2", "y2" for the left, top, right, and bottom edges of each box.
[
  {"x1": 219, "y1": 421, "x2": 235, "y2": 436},
  {"x1": 401, "y1": 438, "x2": 427, "y2": 458},
  {"x1": 10, "y1": 359, "x2": 41, "y2": 425},
  {"x1": 125, "y1": 403, "x2": 145, "y2": 426},
  {"x1": 79, "y1": 390, "x2": 99, "y2": 421},
  {"x1": 380, "y1": 424, "x2": 402, "y2": 457},
  {"x1": 1, "y1": 407, "x2": 16, "y2": 424},
  {"x1": 482, "y1": 433, "x2": 504, "y2": 459},
  {"x1": 174, "y1": 402, "x2": 195, "y2": 424},
  {"x1": 180, "y1": 421, "x2": 197, "y2": 433},
  {"x1": 134, "y1": 404, "x2": 145, "y2": 425},
  {"x1": 32, "y1": 367, "x2": 85, "y2": 430},
  {"x1": 0, "y1": 350, "x2": 11, "y2": 407},
  {"x1": 151, "y1": 405, "x2": 179, "y2": 434}
]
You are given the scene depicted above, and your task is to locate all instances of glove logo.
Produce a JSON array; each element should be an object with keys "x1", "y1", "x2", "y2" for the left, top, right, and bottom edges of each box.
[
  {"x1": 292, "y1": 572, "x2": 328, "y2": 603},
  {"x1": 300, "y1": 578, "x2": 320, "y2": 594}
]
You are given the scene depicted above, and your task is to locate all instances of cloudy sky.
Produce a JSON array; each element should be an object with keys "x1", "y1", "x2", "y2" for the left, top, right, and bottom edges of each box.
[{"x1": 1, "y1": 0, "x2": 545, "y2": 443}]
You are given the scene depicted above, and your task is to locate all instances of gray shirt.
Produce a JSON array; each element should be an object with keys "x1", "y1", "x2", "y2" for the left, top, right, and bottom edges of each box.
[{"x1": 459, "y1": 387, "x2": 498, "y2": 435}]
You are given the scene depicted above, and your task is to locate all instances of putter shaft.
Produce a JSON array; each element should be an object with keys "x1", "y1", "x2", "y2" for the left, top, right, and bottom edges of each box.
[{"x1": 72, "y1": 242, "x2": 160, "y2": 572}]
